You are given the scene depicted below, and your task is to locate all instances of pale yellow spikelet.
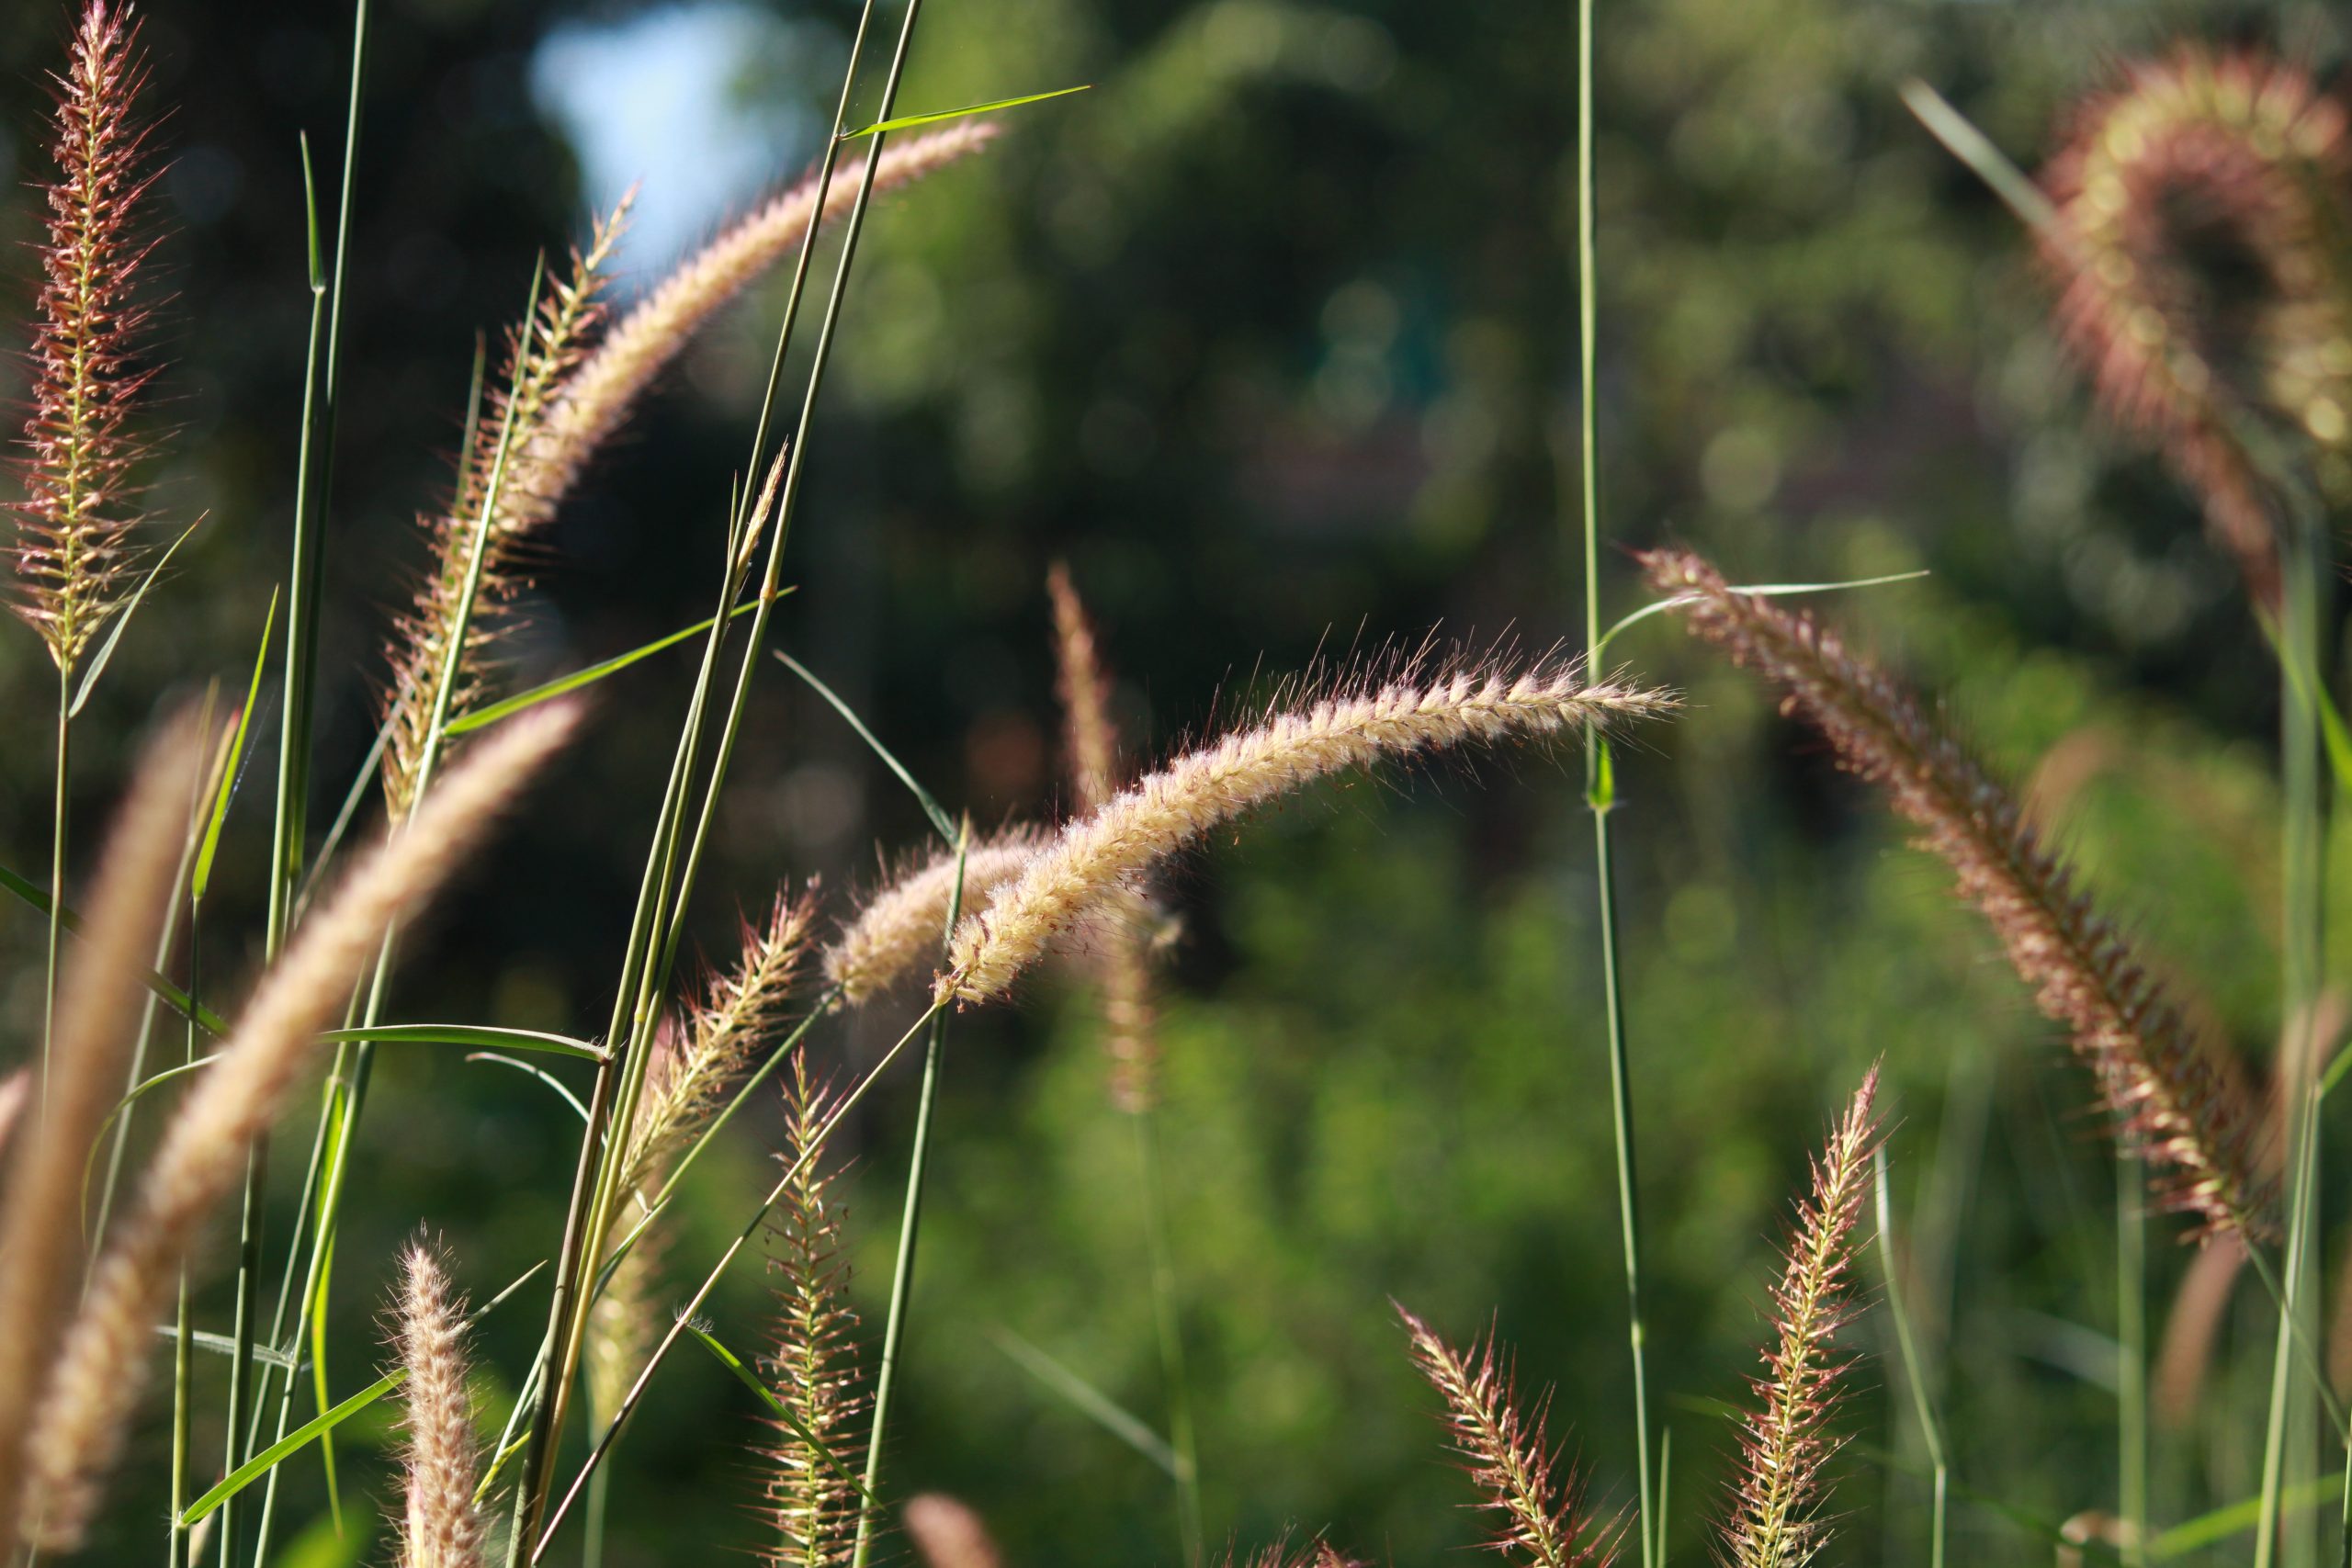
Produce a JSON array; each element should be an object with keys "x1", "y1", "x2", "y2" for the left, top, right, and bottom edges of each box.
[
  {"x1": 585, "y1": 1199, "x2": 664, "y2": 1437},
  {"x1": 0, "y1": 1072, "x2": 27, "y2": 1165},
  {"x1": 514, "y1": 121, "x2": 999, "y2": 531},
  {"x1": 821, "y1": 828, "x2": 1049, "y2": 1005},
  {"x1": 395, "y1": 1244, "x2": 485, "y2": 1568},
  {"x1": 0, "y1": 711, "x2": 201, "y2": 1551},
  {"x1": 941, "y1": 654, "x2": 1675, "y2": 1004},
  {"x1": 902, "y1": 1495, "x2": 1004, "y2": 1568},
  {"x1": 19, "y1": 702, "x2": 579, "y2": 1546},
  {"x1": 1046, "y1": 561, "x2": 1121, "y2": 808}
]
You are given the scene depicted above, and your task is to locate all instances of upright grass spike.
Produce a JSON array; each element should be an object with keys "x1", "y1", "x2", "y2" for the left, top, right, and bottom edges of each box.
[
  {"x1": 940, "y1": 651, "x2": 1674, "y2": 1004},
  {"x1": 0, "y1": 710, "x2": 202, "y2": 1553},
  {"x1": 394, "y1": 1244, "x2": 487, "y2": 1568},
  {"x1": 1396, "y1": 1304, "x2": 1612, "y2": 1568},
  {"x1": 2035, "y1": 50, "x2": 2352, "y2": 612},
  {"x1": 1644, "y1": 548, "x2": 2271, "y2": 1239},
  {"x1": 900, "y1": 1496, "x2": 1003, "y2": 1568},
  {"x1": 17, "y1": 701, "x2": 580, "y2": 1549},
  {"x1": 760, "y1": 1053, "x2": 865, "y2": 1568},
  {"x1": 1723, "y1": 1067, "x2": 1883, "y2": 1568}
]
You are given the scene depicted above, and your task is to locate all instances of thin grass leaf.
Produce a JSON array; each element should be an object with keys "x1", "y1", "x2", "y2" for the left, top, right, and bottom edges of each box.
[
  {"x1": 467, "y1": 1052, "x2": 589, "y2": 1122},
  {"x1": 470, "y1": 1430, "x2": 531, "y2": 1506},
  {"x1": 194, "y1": 586, "x2": 279, "y2": 899},
  {"x1": 989, "y1": 1325, "x2": 1180, "y2": 1478},
  {"x1": 68, "y1": 517, "x2": 202, "y2": 718},
  {"x1": 682, "y1": 1320, "x2": 874, "y2": 1502},
  {"x1": 180, "y1": 1370, "x2": 402, "y2": 1526},
  {"x1": 445, "y1": 594, "x2": 785, "y2": 737},
  {"x1": 1898, "y1": 79, "x2": 2061, "y2": 233},
  {"x1": 155, "y1": 1326, "x2": 301, "y2": 1373},
  {"x1": 2151, "y1": 1476, "x2": 2339, "y2": 1558},
  {"x1": 776, "y1": 650, "x2": 956, "y2": 842},
  {"x1": 0, "y1": 860, "x2": 230, "y2": 1034},
  {"x1": 318, "y1": 1024, "x2": 605, "y2": 1061},
  {"x1": 82, "y1": 1055, "x2": 214, "y2": 1220},
  {"x1": 294, "y1": 714, "x2": 392, "y2": 919},
  {"x1": 840, "y1": 84, "x2": 1090, "y2": 139},
  {"x1": 1594, "y1": 570, "x2": 1930, "y2": 660}
]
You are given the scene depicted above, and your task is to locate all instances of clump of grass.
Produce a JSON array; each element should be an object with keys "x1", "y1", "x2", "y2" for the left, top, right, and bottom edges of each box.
[
  {"x1": 940, "y1": 654, "x2": 1674, "y2": 1004},
  {"x1": 1644, "y1": 547, "x2": 2269, "y2": 1239},
  {"x1": 1396, "y1": 1305, "x2": 1612, "y2": 1568},
  {"x1": 1722, "y1": 1067, "x2": 1883, "y2": 1568},
  {"x1": 393, "y1": 1243, "x2": 487, "y2": 1568}
]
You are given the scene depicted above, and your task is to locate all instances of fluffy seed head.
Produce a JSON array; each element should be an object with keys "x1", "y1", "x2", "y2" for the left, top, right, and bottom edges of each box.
[
  {"x1": 9, "y1": 0, "x2": 164, "y2": 673},
  {"x1": 395, "y1": 1244, "x2": 485, "y2": 1568},
  {"x1": 822, "y1": 829, "x2": 1050, "y2": 1005},
  {"x1": 942, "y1": 652, "x2": 1675, "y2": 1004},
  {"x1": 1724, "y1": 1067, "x2": 1883, "y2": 1568},
  {"x1": 1396, "y1": 1305, "x2": 1611, "y2": 1568},
  {"x1": 1645, "y1": 548, "x2": 2269, "y2": 1238},
  {"x1": 2037, "y1": 49, "x2": 2352, "y2": 608},
  {"x1": 18, "y1": 702, "x2": 578, "y2": 1545},
  {"x1": 902, "y1": 1495, "x2": 1002, "y2": 1568}
]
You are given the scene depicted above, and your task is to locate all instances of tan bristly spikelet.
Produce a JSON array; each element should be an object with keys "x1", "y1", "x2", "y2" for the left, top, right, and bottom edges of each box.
[
  {"x1": 1047, "y1": 561, "x2": 1121, "y2": 807},
  {"x1": 585, "y1": 1206, "x2": 663, "y2": 1438},
  {"x1": 942, "y1": 654, "x2": 1675, "y2": 1004},
  {"x1": 902, "y1": 1496, "x2": 1004, "y2": 1568},
  {"x1": 18, "y1": 702, "x2": 580, "y2": 1546},
  {"x1": 0, "y1": 1073, "x2": 27, "y2": 1165},
  {"x1": 1724, "y1": 1067, "x2": 1883, "y2": 1568},
  {"x1": 514, "y1": 122, "x2": 997, "y2": 533},
  {"x1": 0, "y1": 711, "x2": 200, "y2": 1551},
  {"x1": 822, "y1": 828, "x2": 1050, "y2": 1005},
  {"x1": 1645, "y1": 547, "x2": 2269, "y2": 1238},
  {"x1": 1396, "y1": 1305, "x2": 1611, "y2": 1568},
  {"x1": 1226, "y1": 1536, "x2": 1371, "y2": 1568},
  {"x1": 394, "y1": 1243, "x2": 485, "y2": 1568}
]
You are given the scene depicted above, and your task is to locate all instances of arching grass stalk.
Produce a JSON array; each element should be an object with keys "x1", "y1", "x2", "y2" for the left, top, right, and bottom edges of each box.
[
  {"x1": 1573, "y1": 0, "x2": 1655, "y2": 1561},
  {"x1": 1873, "y1": 1149, "x2": 1946, "y2": 1568},
  {"x1": 850, "y1": 830, "x2": 968, "y2": 1568}
]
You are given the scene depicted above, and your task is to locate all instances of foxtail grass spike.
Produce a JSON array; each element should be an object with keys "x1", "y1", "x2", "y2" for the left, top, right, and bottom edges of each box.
[
  {"x1": 760, "y1": 1051, "x2": 865, "y2": 1568},
  {"x1": 2036, "y1": 49, "x2": 2352, "y2": 610},
  {"x1": 395, "y1": 1243, "x2": 486, "y2": 1568},
  {"x1": 1645, "y1": 548, "x2": 2270, "y2": 1238},
  {"x1": 1396, "y1": 1304, "x2": 1612, "y2": 1568},
  {"x1": 1724, "y1": 1067, "x2": 1883, "y2": 1568},
  {"x1": 8, "y1": 0, "x2": 164, "y2": 675},
  {"x1": 0, "y1": 710, "x2": 201, "y2": 1551},
  {"x1": 1227, "y1": 1540, "x2": 1367, "y2": 1568},
  {"x1": 822, "y1": 829, "x2": 1048, "y2": 1006},
  {"x1": 18, "y1": 701, "x2": 580, "y2": 1546},
  {"x1": 380, "y1": 209, "x2": 627, "y2": 816},
  {"x1": 516, "y1": 123, "x2": 997, "y2": 534},
  {"x1": 902, "y1": 1496, "x2": 1004, "y2": 1568},
  {"x1": 941, "y1": 652, "x2": 1674, "y2": 1004}
]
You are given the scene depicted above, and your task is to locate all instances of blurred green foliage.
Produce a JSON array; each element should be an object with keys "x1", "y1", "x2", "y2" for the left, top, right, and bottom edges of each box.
[{"x1": 3, "y1": 0, "x2": 2350, "y2": 1562}]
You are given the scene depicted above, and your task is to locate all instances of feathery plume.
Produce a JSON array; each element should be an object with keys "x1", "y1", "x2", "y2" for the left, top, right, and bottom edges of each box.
[
  {"x1": 8, "y1": 0, "x2": 164, "y2": 673},
  {"x1": 1724, "y1": 1067, "x2": 1883, "y2": 1568},
  {"x1": 2037, "y1": 50, "x2": 2352, "y2": 609},
  {"x1": 19, "y1": 701, "x2": 579, "y2": 1545},
  {"x1": 760, "y1": 1052, "x2": 865, "y2": 1568},
  {"x1": 516, "y1": 122, "x2": 997, "y2": 531},
  {"x1": 1396, "y1": 1305, "x2": 1610, "y2": 1568},
  {"x1": 821, "y1": 828, "x2": 1050, "y2": 1006},
  {"x1": 0, "y1": 710, "x2": 200, "y2": 1551},
  {"x1": 618, "y1": 890, "x2": 820, "y2": 1200},
  {"x1": 394, "y1": 1244, "x2": 485, "y2": 1568},
  {"x1": 902, "y1": 1495, "x2": 1004, "y2": 1568},
  {"x1": 1046, "y1": 563, "x2": 1166, "y2": 1111},
  {"x1": 380, "y1": 210, "x2": 628, "y2": 817},
  {"x1": 1644, "y1": 547, "x2": 2268, "y2": 1236},
  {"x1": 0, "y1": 1073, "x2": 26, "y2": 1165},
  {"x1": 942, "y1": 654, "x2": 1674, "y2": 1004}
]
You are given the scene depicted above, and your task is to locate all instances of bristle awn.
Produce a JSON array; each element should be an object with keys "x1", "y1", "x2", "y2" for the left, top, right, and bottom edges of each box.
[
  {"x1": 851, "y1": 828, "x2": 968, "y2": 1568},
  {"x1": 1572, "y1": 0, "x2": 1652, "y2": 1556},
  {"x1": 512, "y1": 0, "x2": 934, "y2": 1540},
  {"x1": 0, "y1": 710, "x2": 203, "y2": 1553},
  {"x1": 530, "y1": 1000, "x2": 947, "y2": 1562},
  {"x1": 1874, "y1": 1149, "x2": 1948, "y2": 1568}
]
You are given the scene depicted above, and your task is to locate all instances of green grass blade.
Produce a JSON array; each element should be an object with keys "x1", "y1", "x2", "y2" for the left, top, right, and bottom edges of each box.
[
  {"x1": 294, "y1": 715, "x2": 393, "y2": 922},
  {"x1": 69, "y1": 518, "x2": 204, "y2": 719},
  {"x1": 1899, "y1": 79, "x2": 2063, "y2": 236},
  {"x1": 466, "y1": 1052, "x2": 591, "y2": 1122},
  {"x1": 446, "y1": 594, "x2": 784, "y2": 738},
  {"x1": 2154, "y1": 1477, "x2": 2340, "y2": 1558},
  {"x1": 0, "y1": 861, "x2": 231, "y2": 1034},
  {"x1": 775, "y1": 651, "x2": 956, "y2": 842},
  {"x1": 157, "y1": 1326, "x2": 303, "y2": 1374},
  {"x1": 194, "y1": 587, "x2": 280, "y2": 901},
  {"x1": 990, "y1": 1325, "x2": 1180, "y2": 1478},
  {"x1": 85, "y1": 1057, "x2": 216, "y2": 1218},
  {"x1": 180, "y1": 1371, "x2": 403, "y2": 1526},
  {"x1": 682, "y1": 1322, "x2": 873, "y2": 1501},
  {"x1": 1595, "y1": 570, "x2": 1930, "y2": 660},
  {"x1": 840, "y1": 83, "x2": 1090, "y2": 139},
  {"x1": 318, "y1": 1024, "x2": 605, "y2": 1061}
]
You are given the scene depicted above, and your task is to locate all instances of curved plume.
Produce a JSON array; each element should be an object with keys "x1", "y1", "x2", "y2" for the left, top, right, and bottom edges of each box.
[{"x1": 393, "y1": 1244, "x2": 485, "y2": 1568}]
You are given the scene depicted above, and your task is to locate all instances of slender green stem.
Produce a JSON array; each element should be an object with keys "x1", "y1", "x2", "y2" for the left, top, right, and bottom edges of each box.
[
  {"x1": 1874, "y1": 1150, "x2": 1947, "y2": 1568},
  {"x1": 2120, "y1": 1154, "x2": 2147, "y2": 1568},
  {"x1": 1135, "y1": 1104, "x2": 1202, "y2": 1568},
  {"x1": 45, "y1": 668, "x2": 71, "y2": 1120},
  {"x1": 217, "y1": 1054, "x2": 265, "y2": 1568},
  {"x1": 168, "y1": 898, "x2": 203, "y2": 1568}
]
